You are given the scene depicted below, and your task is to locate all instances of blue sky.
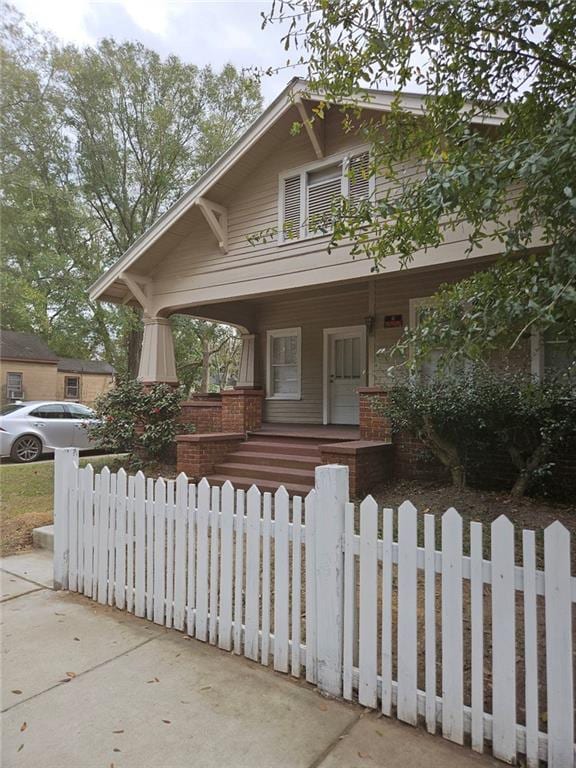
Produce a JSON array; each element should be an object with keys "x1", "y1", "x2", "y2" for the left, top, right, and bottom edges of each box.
[{"x1": 13, "y1": 0, "x2": 302, "y2": 103}]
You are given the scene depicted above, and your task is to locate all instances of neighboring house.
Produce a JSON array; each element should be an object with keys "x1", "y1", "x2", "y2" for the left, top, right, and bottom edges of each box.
[
  {"x1": 88, "y1": 79, "x2": 571, "y2": 493},
  {"x1": 0, "y1": 330, "x2": 115, "y2": 406}
]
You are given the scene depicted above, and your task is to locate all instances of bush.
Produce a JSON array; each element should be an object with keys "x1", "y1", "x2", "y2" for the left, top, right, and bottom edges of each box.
[
  {"x1": 89, "y1": 377, "x2": 191, "y2": 460},
  {"x1": 380, "y1": 366, "x2": 576, "y2": 496}
]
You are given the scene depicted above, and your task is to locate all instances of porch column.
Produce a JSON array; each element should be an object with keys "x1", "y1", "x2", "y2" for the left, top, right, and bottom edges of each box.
[
  {"x1": 236, "y1": 333, "x2": 257, "y2": 388},
  {"x1": 138, "y1": 315, "x2": 178, "y2": 384}
]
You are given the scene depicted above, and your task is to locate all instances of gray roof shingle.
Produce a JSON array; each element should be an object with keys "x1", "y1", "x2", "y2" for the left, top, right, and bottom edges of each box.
[{"x1": 0, "y1": 330, "x2": 59, "y2": 362}]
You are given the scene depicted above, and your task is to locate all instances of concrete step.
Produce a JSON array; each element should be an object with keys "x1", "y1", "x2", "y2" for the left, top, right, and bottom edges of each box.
[
  {"x1": 212, "y1": 462, "x2": 315, "y2": 485},
  {"x1": 223, "y1": 451, "x2": 319, "y2": 470},
  {"x1": 206, "y1": 474, "x2": 313, "y2": 496},
  {"x1": 32, "y1": 524, "x2": 54, "y2": 552}
]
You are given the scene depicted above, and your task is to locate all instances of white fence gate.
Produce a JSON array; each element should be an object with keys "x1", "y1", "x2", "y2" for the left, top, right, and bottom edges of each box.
[{"x1": 53, "y1": 448, "x2": 575, "y2": 766}]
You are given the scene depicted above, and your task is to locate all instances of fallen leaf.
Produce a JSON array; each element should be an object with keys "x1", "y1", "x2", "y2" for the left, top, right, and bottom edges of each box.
[
  {"x1": 112, "y1": 730, "x2": 124, "y2": 734},
  {"x1": 73, "y1": 637, "x2": 80, "y2": 642},
  {"x1": 375, "y1": 730, "x2": 383, "y2": 737},
  {"x1": 162, "y1": 719, "x2": 171, "y2": 724},
  {"x1": 20, "y1": 722, "x2": 27, "y2": 732},
  {"x1": 59, "y1": 678, "x2": 71, "y2": 683},
  {"x1": 318, "y1": 702, "x2": 328, "y2": 711},
  {"x1": 113, "y1": 748, "x2": 121, "y2": 753},
  {"x1": 11, "y1": 690, "x2": 22, "y2": 695},
  {"x1": 199, "y1": 686, "x2": 212, "y2": 692},
  {"x1": 358, "y1": 751, "x2": 371, "y2": 759},
  {"x1": 17, "y1": 745, "x2": 24, "y2": 753},
  {"x1": 154, "y1": 677, "x2": 159, "y2": 682},
  {"x1": 66, "y1": 672, "x2": 76, "y2": 678}
]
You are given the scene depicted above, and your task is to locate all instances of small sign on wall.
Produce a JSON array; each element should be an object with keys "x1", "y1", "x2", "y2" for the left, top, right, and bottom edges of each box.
[{"x1": 383, "y1": 314, "x2": 403, "y2": 328}]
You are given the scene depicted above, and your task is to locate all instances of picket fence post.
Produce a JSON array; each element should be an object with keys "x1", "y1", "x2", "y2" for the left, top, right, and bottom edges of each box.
[
  {"x1": 53, "y1": 447, "x2": 80, "y2": 590},
  {"x1": 314, "y1": 464, "x2": 348, "y2": 697}
]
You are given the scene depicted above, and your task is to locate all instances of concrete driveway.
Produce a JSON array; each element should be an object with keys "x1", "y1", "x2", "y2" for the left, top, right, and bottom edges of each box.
[{"x1": 1, "y1": 551, "x2": 500, "y2": 768}]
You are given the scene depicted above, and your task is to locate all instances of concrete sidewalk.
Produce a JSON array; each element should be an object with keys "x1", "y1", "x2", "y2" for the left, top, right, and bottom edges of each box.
[{"x1": 1, "y1": 552, "x2": 499, "y2": 768}]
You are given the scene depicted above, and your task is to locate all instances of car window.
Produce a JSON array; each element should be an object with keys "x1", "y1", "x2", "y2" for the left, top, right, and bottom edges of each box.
[
  {"x1": 29, "y1": 404, "x2": 68, "y2": 419},
  {"x1": 0, "y1": 403, "x2": 26, "y2": 415},
  {"x1": 66, "y1": 404, "x2": 95, "y2": 419}
]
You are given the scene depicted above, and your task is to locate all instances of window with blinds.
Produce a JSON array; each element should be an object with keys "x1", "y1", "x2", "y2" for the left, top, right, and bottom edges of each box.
[{"x1": 279, "y1": 150, "x2": 372, "y2": 242}]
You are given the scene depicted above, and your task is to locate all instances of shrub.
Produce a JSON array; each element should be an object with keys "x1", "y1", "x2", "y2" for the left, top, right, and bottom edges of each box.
[
  {"x1": 89, "y1": 377, "x2": 191, "y2": 460},
  {"x1": 380, "y1": 366, "x2": 576, "y2": 496}
]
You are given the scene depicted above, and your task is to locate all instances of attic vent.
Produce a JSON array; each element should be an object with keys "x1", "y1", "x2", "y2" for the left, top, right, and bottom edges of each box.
[
  {"x1": 282, "y1": 175, "x2": 301, "y2": 240},
  {"x1": 348, "y1": 151, "x2": 371, "y2": 206},
  {"x1": 306, "y1": 164, "x2": 342, "y2": 235}
]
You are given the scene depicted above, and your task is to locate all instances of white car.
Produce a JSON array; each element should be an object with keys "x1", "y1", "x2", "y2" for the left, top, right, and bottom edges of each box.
[{"x1": 0, "y1": 401, "x2": 100, "y2": 463}]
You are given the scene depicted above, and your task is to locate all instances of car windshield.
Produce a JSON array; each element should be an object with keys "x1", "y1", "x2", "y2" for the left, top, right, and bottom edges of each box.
[{"x1": 0, "y1": 403, "x2": 27, "y2": 416}]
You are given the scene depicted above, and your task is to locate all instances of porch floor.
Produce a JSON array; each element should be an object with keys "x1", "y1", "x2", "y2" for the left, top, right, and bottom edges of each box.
[{"x1": 252, "y1": 422, "x2": 360, "y2": 441}]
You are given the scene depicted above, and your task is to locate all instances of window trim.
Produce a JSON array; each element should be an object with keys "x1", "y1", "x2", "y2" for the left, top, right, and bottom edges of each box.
[
  {"x1": 266, "y1": 327, "x2": 302, "y2": 400},
  {"x1": 277, "y1": 144, "x2": 374, "y2": 245},
  {"x1": 64, "y1": 375, "x2": 81, "y2": 400},
  {"x1": 6, "y1": 372, "x2": 23, "y2": 400}
]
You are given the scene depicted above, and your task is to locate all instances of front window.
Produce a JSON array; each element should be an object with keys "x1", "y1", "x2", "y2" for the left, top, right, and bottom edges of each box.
[
  {"x1": 6, "y1": 372, "x2": 23, "y2": 400},
  {"x1": 266, "y1": 328, "x2": 301, "y2": 399},
  {"x1": 64, "y1": 376, "x2": 80, "y2": 400},
  {"x1": 531, "y1": 329, "x2": 576, "y2": 379}
]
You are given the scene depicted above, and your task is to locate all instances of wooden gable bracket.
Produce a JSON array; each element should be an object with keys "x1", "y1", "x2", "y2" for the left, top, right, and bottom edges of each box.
[
  {"x1": 294, "y1": 95, "x2": 325, "y2": 159},
  {"x1": 197, "y1": 197, "x2": 228, "y2": 253},
  {"x1": 120, "y1": 272, "x2": 151, "y2": 312}
]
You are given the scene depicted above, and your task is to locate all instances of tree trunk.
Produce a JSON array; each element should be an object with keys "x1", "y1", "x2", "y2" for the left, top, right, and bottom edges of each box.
[
  {"x1": 127, "y1": 321, "x2": 143, "y2": 379},
  {"x1": 421, "y1": 417, "x2": 466, "y2": 489},
  {"x1": 509, "y1": 443, "x2": 549, "y2": 498}
]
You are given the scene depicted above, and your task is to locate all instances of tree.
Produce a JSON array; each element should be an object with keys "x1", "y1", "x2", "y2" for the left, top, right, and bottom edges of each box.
[
  {"x1": 0, "y1": 4, "x2": 262, "y2": 375},
  {"x1": 171, "y1": 316, "x2": 240, "y2": 394},
  {"x1": 263, "y1": 1, "x2": 576, "y2": 365}
]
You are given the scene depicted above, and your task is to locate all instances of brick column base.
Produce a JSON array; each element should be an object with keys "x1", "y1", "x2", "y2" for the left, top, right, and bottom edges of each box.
[
  {"x1": 176, "y1": 433, "x2": 244, "y2": 479},
  {"x1": 178, "y1": 394, "x2": 223, "y2": 434},
  {"x1": 221, "y1": 388, "x2": 264, "y2": 434},
  {"x1": 320, "y1": 441, "x2": 394, "y2": 498},
  {"x1": 358, "y1": 387, "x2": 391, "y2": 441}
]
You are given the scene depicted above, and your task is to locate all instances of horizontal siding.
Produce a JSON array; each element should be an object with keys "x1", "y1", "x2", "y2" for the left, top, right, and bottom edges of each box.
[{"x1": 248, "y1": 257, "x2": 521, "y2": 425}]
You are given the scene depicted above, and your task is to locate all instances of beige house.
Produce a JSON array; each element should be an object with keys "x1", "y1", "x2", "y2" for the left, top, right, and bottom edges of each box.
[
  {"x1": 88, "y1": 80, "x2": 561, "y2": 493},
  {"x1": 0, "y1": 330, "x2": 114, "y2": 407}
]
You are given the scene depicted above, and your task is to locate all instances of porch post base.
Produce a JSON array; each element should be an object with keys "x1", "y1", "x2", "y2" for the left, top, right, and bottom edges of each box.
[
  {"x1": 221, "y1": 387, "x2": 264, "y2": 434},
  {"x1": 358, "y1": 387, "x2": 391, "y2": 441}
]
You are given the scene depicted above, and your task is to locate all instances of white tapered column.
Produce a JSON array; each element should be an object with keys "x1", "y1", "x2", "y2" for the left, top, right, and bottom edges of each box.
[{"x1": 138, "y1": 316, "x2": 178, "y2": 384}]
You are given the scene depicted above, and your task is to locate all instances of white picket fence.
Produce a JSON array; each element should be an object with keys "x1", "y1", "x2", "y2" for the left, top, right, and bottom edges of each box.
[{"x1": 53, "y1": 448, "x2": 575, "y2": 766}]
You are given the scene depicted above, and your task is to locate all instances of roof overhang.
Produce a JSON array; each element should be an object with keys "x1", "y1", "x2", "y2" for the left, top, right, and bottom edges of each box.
[{"x1": 89, "y1": 78, "x2": 506, "y2": 304}]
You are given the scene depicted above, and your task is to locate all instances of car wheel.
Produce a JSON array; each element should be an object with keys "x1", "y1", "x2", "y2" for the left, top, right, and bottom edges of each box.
[{"x1": 11, "y1": 434, "x2": 42, "y2": 463}]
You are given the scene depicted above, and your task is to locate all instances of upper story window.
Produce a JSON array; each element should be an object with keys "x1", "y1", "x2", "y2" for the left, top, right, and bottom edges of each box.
[{"x1": 279, "y1": 150, "x2": 373, "y2": 243}]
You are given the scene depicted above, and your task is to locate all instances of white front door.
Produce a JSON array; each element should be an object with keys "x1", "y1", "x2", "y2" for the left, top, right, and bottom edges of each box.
[{"x1": 324, "y1": 326, "x2": 366, "y2": 425}]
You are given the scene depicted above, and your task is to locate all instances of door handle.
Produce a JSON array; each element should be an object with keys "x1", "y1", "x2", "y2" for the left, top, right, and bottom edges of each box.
[{"x1": 33, "y1": 422, "x2": 46, "y2": 427}]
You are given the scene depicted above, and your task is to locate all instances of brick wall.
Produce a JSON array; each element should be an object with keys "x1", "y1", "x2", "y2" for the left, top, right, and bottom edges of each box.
[
  {"x1": 221, "y1": 388, "x2": 263, "y2": 433},
  {"x1": 178, "y1": 394, "x2": 223, "y2": 434},
  {"x1": 176, "y1": 433, "x2": 244, "y2": 479},
  {"x1": 320, "y1": 441, "x2": 394, "y2": 497},
  {"x1": 358, "y1": 388, "x2": 392, "y2": 441}
]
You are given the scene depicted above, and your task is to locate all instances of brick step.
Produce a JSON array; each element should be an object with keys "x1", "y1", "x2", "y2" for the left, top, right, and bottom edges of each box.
[
  {"x1": 223, "y1": 451, "x2": 320, "y2": 470},
  {"x1": 240, "y1": 440, "x2": 322, "y2": 457},
  {"x1": 248, "y1": 432, "x2": 336, "y2": 445},
  {"x1": 212, "y1": 462, "x2": 315, "y2": 485},
  {"x1": 206, "y1": 474, "x2": 313, "y2": 496}
]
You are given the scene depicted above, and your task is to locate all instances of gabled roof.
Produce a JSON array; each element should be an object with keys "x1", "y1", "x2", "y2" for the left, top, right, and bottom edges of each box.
[
  {"x1": 0, "y1": 330, "x2": 59, "y2": 363},
  {"x1": 57, "y1": 358, "x2": 115, "y2": 375},
  {"x1": 89, "y1": 78, "x2": 506, "y2": 303}
]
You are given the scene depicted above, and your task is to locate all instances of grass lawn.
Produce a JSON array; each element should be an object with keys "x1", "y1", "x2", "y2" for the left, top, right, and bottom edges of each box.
[{"x1": 0, "y1": 455, "x2": 125, "y2": 557}]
